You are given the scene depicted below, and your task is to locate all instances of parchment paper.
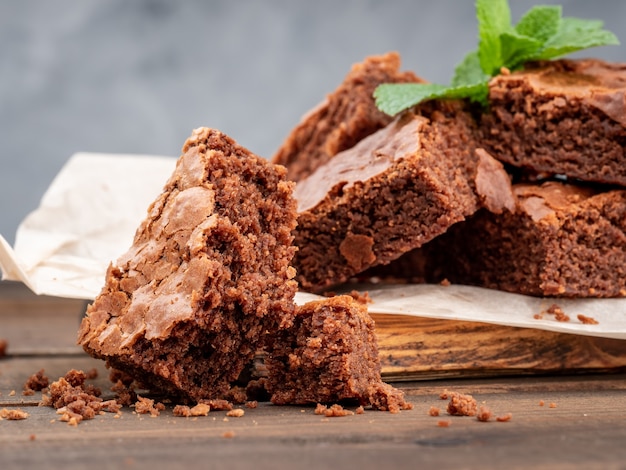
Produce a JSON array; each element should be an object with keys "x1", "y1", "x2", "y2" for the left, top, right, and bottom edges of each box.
[{"x1": 1, "y1": 153, "x2": 625, "y2": 340}]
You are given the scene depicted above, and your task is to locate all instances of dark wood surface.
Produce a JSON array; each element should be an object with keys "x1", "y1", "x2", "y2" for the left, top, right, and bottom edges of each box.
[{"x1": 1, "y1": 281, "x2": 625, "y2": 470}]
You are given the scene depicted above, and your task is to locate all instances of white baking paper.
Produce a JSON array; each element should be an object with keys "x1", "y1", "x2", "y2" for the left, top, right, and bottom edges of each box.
[
  {"x1": 1, "y1": 153, "x2": 625, "y2": 340},
  {"x1": 0, "y1": 153, "x2": 177, "y2": 299}
]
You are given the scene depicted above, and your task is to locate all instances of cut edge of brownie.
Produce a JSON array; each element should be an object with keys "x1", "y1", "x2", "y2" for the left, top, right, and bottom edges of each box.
[
  {"x1": 265, "y1": 295, "x2": 412, "y2": 412},
  {"x1": 292, "y1": 102, "x2": 513, "y2": 293},
  {"x1": 382, "y1": 181, "x2": 626, "y2": 298},
  {"x1": 78, "y1": 127, "x2": 298, "y2": 401},
  {"x1": 481, "y1": 58, "x2": 626, "y2": 186}
]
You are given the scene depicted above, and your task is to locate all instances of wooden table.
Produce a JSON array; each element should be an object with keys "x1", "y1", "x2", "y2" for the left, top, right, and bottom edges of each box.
[{"x1": 1, "y1": 281, "x2": 625, "y2": 469}]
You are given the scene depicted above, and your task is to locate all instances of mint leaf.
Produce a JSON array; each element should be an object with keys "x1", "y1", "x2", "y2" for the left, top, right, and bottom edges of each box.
[
  {"x1": 500, "y1": 31, "x2": 542, "y2": 71},
  {"x1": 451, "y1": 50, "x2": 490, "y2": 87},
  {"x1": 373, "y1": 1, "x2": 620, "y2": 116},
  {"x1": 443, "y1": 82, "x2": 490, "y2": 106},
  {"x1": 374, "y1": 83, "x2": 448, "y2": 116},
  {"x1": 515, "y1": 5, "x2": 561, "y2": 43},
  {"x1": 536, "y1": 17, "x2": 620, "y2": 60},
  {"x1": 476, "y1": 0, "x2": 512, "y2": 75}
]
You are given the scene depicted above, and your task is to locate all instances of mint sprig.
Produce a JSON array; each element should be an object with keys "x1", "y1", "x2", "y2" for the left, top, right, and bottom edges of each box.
[{"x1": 374, "y1": 0, "x2": 619, "y2": 116}]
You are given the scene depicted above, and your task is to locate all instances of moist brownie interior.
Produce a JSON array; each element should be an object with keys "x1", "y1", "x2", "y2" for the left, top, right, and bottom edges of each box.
[{"x1": 78, "y1": 127, "x2": 298, "y2": 401}]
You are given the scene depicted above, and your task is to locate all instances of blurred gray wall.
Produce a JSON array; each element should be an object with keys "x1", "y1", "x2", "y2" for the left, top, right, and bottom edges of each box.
[{"x1": 1, "y1": 0, "x2": 624, "y2": 245}]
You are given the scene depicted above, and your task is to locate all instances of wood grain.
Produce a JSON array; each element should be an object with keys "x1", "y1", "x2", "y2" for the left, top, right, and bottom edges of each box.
[{"x1": 373, "y1": 313, "x2": 626, "y2": 380}]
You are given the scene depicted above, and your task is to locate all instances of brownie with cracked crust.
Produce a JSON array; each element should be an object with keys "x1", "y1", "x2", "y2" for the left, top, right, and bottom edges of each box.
[
  {"x1": 292, "y1": 101, "x2": 514, "y2": 293},
  {"x1": 481, "y1": 59, "x2": 626, "y2": 185},
  {"x1": 77, "y1": 127, "x2": 298, "y2": 401},
  {"x1": 265, "y1": 295, "x2": 412, "y2": 412},
  {"x1": 381, "y1": 180, "x2": 626, "y2": 298},
  {"x1": 272, "y1": 52, "x2": 423, "y2": 182}
]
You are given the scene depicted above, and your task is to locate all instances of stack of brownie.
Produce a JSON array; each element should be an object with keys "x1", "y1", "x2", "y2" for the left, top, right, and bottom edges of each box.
[
  {"x1": 274, "y1": 55, "x2": 626, "y2": 298},
  {"x1": 79, "y1": 125, "x2": 412, "y2": 411},
  {"x1": 77, "y1": 52, "x2": 626, "y2": 409}
]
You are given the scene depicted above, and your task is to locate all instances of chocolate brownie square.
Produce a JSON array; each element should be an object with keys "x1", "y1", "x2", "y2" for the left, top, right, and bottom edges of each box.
[
  {"x1": 292, "y1": 102, "x2": 514, "y2": 292},
  {"x1": 265, "y1": 295, "x2": 411, "y2": 412},
  {"x1": 273, "y1": 52, "x2": 423, "y2": 182},
  {"x1": 482, "y1": 59, "x2": 626, "y2": 185}
]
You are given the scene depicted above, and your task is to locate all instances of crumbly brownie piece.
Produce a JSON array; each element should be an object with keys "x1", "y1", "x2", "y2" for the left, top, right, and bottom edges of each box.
[
  {"x1": 481, "y1": 59, "x2": 626, "y2": 185},
  {"x1": 293, "y1": 102, "x2": 514, "y2": 292},
  {"x1": 0, "y1": 408, "x2": 29, "y2": 420},
  {"x1": 446, "y1": 392, "x2": 478, "y2": 417},
  {"x1": 392, "y1": 181, "x2": 626, "y2": 297},
  {"x1": 265, "y1": 295, "x2": 411, "y2": 412},
  {"x1": 273, "y1": 52, "x2": 423, "y2": 182},
  {"x1": 41, "y1": 369, "x2": 120, "y2": 425},
  {"x1": 78, "y1": 127, "x2": 298, "y2": 401},
  {"x1": 24, "y1": 369, "x2": 49, "y2": 393}
]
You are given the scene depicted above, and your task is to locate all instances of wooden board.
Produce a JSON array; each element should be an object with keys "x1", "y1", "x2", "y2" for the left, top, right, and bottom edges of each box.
[{"x1": 373, "y1": 313, "x2": 626, "y2": 380}]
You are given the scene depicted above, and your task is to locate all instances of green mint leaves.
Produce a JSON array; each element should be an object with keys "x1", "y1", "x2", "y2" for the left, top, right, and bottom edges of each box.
[{"x1": 374, "y1": 0, "x2": 619, "y2": 116}]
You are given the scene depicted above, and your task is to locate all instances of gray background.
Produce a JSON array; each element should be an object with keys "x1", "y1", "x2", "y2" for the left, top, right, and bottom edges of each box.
[{"x1": 1, "y1": 0, "x2": 624, "y2": 245}]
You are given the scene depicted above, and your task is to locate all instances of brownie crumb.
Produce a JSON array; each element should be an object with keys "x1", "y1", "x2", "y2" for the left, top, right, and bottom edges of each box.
[
  {"x1": 315, "y1": 403, "x2": 355, "y2": 417},
  {"x1": 545, "y1": 304, "x2": 570, "y2": 322},
  {"x1": 173, "y1": 403, "x2": 211, "y2": 417},
  {"x1": 199, "y1": 399, "x2": 232, "y2": 411},
  {"x1": 549, "y1": 402, "x2": 557, "y2": 408},
  {"x1": 428, "y1": 406, "x2": 440, "y2": 417},
  {"x1": 111, "y1": 379, "x2": 137, "y2": 407},
  {"x1": 245, "y1": 401, "x2": 258, "y2": 409},
  {"x1": 134, "y1": 396, "x2": 165, "y2": 417},
  {"x1": 172, "y1": 405, "x2": 191, "y2": 417},
  {"x1": 496, "y1": 413, "x2": 513, "y2": 422},
  {"x1": 355, "y1": 406, "x2": 365, "y2": 415},
  {"x1": 577, "y1": 314, "x2": 599, "y2": 325},
  {"x1": 446, "y1": 392, "x2": 478, "y2": 417},
  {"x1": 23, "y1": 369, "x2": 49, "y2": 395},
  {"x1": 226, "y1": 408, "x2": 245, "y2": 418},
  {"x1": 41, "y1": 369, "x2": 115, "y2": 425},
  {"x1": 476, "y1": 405, "x2": 492, "y2": 422},
  {"x1": 0, "y1": 339, "x2": 7, "y2": 358},
  {"x1": 437, "y1": 420, "x2": 451, "y2": 427},
  {"x1": 539, "y1": 400, "x2": 545, "y2": 407},
  {"x1": 0, "y1": 408, "x2": 29, "y2": 420},
  {"x1": 222, "y1": 431, "x2": 236, "y2": 439},
  {"x1": 84, "y1": 368, "x2": 99, "y2": 380},
  {"x1": 314, "y1": 403, "x2": 327, "y2": 415}
]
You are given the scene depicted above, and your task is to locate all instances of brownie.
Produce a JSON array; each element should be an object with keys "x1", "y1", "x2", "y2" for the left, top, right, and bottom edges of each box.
[
  {"x1": 272, "y1": 52, "x2": 423, "y2": 182},
  {"x1": 481, "y1": 59, "x2": 626, "y2": 185},
  {"x1": 77, "y1": 127, "x2": 298, "y2": 401},
  {"x1": 292, "y1": 102, "x2": 514, "y2": 292},
  {"x1": 265, "y1": 295, "x2": 411, "y2": 412},
  {"x1": 384, "y1": 181, "x2": 626, "y2": 298}
]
